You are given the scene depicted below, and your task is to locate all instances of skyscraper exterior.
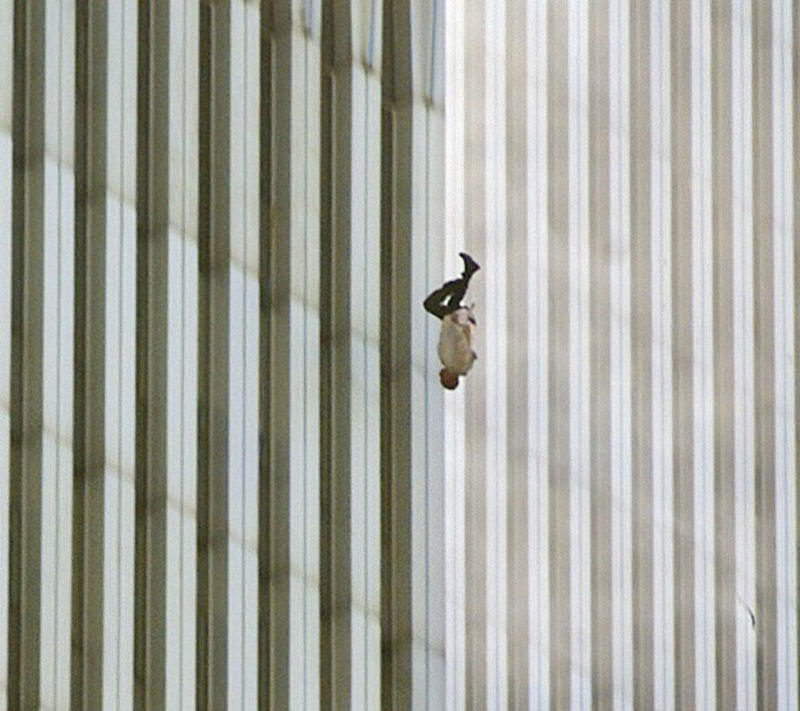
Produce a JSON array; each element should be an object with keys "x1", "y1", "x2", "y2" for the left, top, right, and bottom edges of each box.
[
  {"x1": 1, "y1": 0, "x2": 798, "y2": 709},
  {"x1": 446, "y1": 0, "x2": 797, "y2": 708},
  {"x1": 2, "y1": 1, "x2": 445, "y2": 708}
]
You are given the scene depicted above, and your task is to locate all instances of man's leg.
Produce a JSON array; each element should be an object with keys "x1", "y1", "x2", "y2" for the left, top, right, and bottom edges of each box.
[
  {"x1": 423, "y1": 279, "x2": 466, "y2": 319},
  {"x1": 459, "y1": 252, "x2": 480, "y2": 280},
  {"x1": 423, "y1": 254, "x2": 480, "y2": 318},
  {"x1": 446, "y1": 253, "x2": 480, "y2": 308}
]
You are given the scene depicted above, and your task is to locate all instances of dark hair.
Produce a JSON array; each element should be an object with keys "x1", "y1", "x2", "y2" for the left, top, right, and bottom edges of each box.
[{"x1": 439, "y1": 369, "x2": 459, "y2": 390}]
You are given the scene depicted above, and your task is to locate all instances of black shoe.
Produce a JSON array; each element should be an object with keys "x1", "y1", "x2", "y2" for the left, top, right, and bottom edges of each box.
[{"x1": 459, "y1": 252, "x2": 480, "y2": 278}]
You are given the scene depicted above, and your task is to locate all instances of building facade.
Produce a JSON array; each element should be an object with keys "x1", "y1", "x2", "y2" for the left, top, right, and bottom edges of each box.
[
  {"x1": 1, "y1": 0, "x2": 799, "y2": 709},
  {"x1": 2, "y1": 0, "x2": 446, "y2": 708},
  {"x1": 445, "y1": 0, "x2": 798, "y2": 708}
]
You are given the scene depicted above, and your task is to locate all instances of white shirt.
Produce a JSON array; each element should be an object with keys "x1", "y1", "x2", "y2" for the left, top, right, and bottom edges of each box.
[{"x1": 438, "y1": 307, "x2": 477, "y2": 375}]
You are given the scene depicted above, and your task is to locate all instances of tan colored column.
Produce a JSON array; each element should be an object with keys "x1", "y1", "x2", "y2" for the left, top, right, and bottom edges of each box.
[
  {"x1": 263, "y1": 1, "x2": 322, "y2": 707},
  {"x1": 670, "y1": 0, "x2": 696, "y2": 705},
  {"x1": 630, "y1": 2, "x2": 655, "y2": 704},
  {"x1": 504, "y1": 0, "x2": 528, "y2": 707},
  {"x1": 381, "y1": 0, "x2": 446, "y2": 706},
  {"x1": 0, "y1": 0, "x2": 12, "y2": 704},
  {"x1": 196, "y1": 2, "x2": 230, "y2": 708},
  {"x1": 731, "y1": 0, "x2": 758, "y2": 705},
  {"x1": 462, "y1": 0, "x2": 487, "y2": 704},
  {"x1": 8, "y1": 1, "x2": 45, "y2": 707},
  {"x1": 546, "y1": 0, "x2": 571, "y2": 705},
  {"x1": 72, "y1": 1, "x2": 108, "y2": 707},
  {"x1": 753, "y1": 2, "x2": 777, "y2": 708},
  {"x1": 133, "y1": 2, "x2": 171, "y2": 708},
  {"x1": 588, "y1": 0, "x2": 613, "y2": 705},
  {"x1": 320, "y1": 0, "x2": 383, "y2": 707},
  {"x1": 711, "y1": 1, "x2": 736, "y2": 706}
]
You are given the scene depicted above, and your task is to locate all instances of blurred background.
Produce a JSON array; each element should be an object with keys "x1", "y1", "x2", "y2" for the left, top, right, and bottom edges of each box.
[{"x1": 1, "y1": 0, "x2": 797, "y2": 709}]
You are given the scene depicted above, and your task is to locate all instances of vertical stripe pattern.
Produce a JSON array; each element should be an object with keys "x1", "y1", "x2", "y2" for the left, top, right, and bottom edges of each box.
[
  {"x1": 0, "y1": 1, "x2": 798, "y2": 709},
  {"x1": 447, "y1": 0, "x2": 800, "y2": 709}
]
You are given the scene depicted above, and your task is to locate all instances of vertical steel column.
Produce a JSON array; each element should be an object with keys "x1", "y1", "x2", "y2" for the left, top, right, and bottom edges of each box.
[
  {"x1": 72, "y1": 0, "x2": 108, "y2": 706},
  {"x1": 0, "y1": 0, "x2": 14, "y2": 701},
  {"x1": 8, "y1": 1, "x2": 45, "y2": 707},
  {"x1": 262, "y1": 1, "x2": 322, "y2": 706},
  {"x1": 134, "y1": 1, "x2": 170, "y2": 706},
  {"x1": 320, "y1": 0, "x2": 383, "y2": 707},
  {"x1": 197, "y1": 1, "x2": 230, "y2": 707},
  {"x1": 381, "y1": 0, "x2": 446, "y2": 707}
]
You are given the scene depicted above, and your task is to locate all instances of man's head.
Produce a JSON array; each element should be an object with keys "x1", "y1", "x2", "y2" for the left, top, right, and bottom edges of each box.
[{"x1": 439, "y1": 368, "x2": 460, "y2": 390}]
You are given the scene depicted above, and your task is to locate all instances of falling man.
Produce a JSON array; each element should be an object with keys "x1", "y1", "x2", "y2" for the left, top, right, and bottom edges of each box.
[{"x1": 423, "y1": 252, "x2": 481, "y2": 390}]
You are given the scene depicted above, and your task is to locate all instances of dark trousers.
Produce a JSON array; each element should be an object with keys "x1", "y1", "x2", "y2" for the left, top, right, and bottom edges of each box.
[{"x1": 423, "y1": 276, "x2": 471, "y2": 320}]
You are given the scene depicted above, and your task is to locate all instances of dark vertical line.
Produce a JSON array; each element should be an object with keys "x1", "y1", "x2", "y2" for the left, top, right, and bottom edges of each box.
[
  {"x1": 752, "y1": 0, "x2": 777, "y2": 707},
  {"x1": 464, "y1": 0, "x2": 487, "y2": 706},
  {"x1": 362, "y1": 63, "x2": 371, "y2": 711},
  {"x1": 241, "y1": 9, "x2": 249, "y2": 707},
  {"x1": 263, "y1": 5, "x2": 326, "y2": 705},
  {"x1": 588, "y1": 0, "x2": 612, "y2": 707},
  {"x1": 671, "y1": 0, "x2": 696, "y2": 705},
  {"x1": 379, "y1": 1, "x2": 445, "y2": 702},
  {"x1": 383, "y1": 3, "x2": 450, "y2": 709},
  {"x1": 794, "y1": 0, "x2": 800, "y2": 694},
  {"x1": 777, "y1": 3, "x2": 794, "y2": 702},
  {"x1": 428, "y1": 0, "x2": 438, "y2": 100},
  {"x1": 318, "y1": 0, "x2": 334, "y2": 703},
  {"x1": 379, "y1": 3, "x2": 422, "y2": 706},
  {"x1": 116, "y1": 4, "x2": 127, "y2": 704},
  {"x1": 197, "y1": 2, "x2": 230, "y2": 708},
  {"x1": 423, "y1": 102, "x2": 430, "y2": 711},
  {"x1": 488, "y1": 1, "x2": 498, "y2": 701},
  {"x1": 575, "y1": 6, "x2": 588, "y2": 701},
  {"x1": 178, "y1": 0, "x2": 189, "y2": 704},
  {"x1": 377, "y1": 107, "x2": 397, "y2": 706},
  {"x1": 320, "y1": 0, "x2": 355, "y2": 706},
  {"x1": 72, "y1": 0, "x2": 107, "y2": 707},
  {"x1": 8, "y1": 0, "x2": 45, "y2": 708},
  {"x1": 504, "y1": 0, "x2": 529, "y2": 707},
  {"x1": 776, "y1": 30, "x2": 793, "y2": 711},
  {"x1": 114, "y1": 2, "x2": 127, "y2": 708},
  {"x1": 55, "y1": 1, "x2": 65, "y2": 698},
  {"x1": 378, "y1": 5, "x2": 396, "y2": 699},
  {"x1": 266, "y1": 8, "x2": 294, "y2": 705},
  {"x1": 134, "y1": 1, "x2": 170, "y2": 707},
  {"x1": 629, "y1": 0, "x2": 653, "y2": 706},
  {"x1": 710, "y1": 2, "x2": 737, "y2": 707},
  {"x1": 257, "y1": 1, "x2": 272, "y2": 707},
  {"x1": 302, "y1": 26, "x2": 310, "y2": 711},
  {"x1": 378, "y1": 98, "x2": 394, "y2": 710},
  {"x1": 698, "y1": 10, "x2": 713, "y2": 704},
  {"x1": 547, "y1": 1, "x2": 570, "y2": 708}
]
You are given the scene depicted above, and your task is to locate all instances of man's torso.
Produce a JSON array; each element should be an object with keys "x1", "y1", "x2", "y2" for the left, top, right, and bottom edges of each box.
[{"x1": 438, "y1": 308, "x2": 476, "y2": 375}]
